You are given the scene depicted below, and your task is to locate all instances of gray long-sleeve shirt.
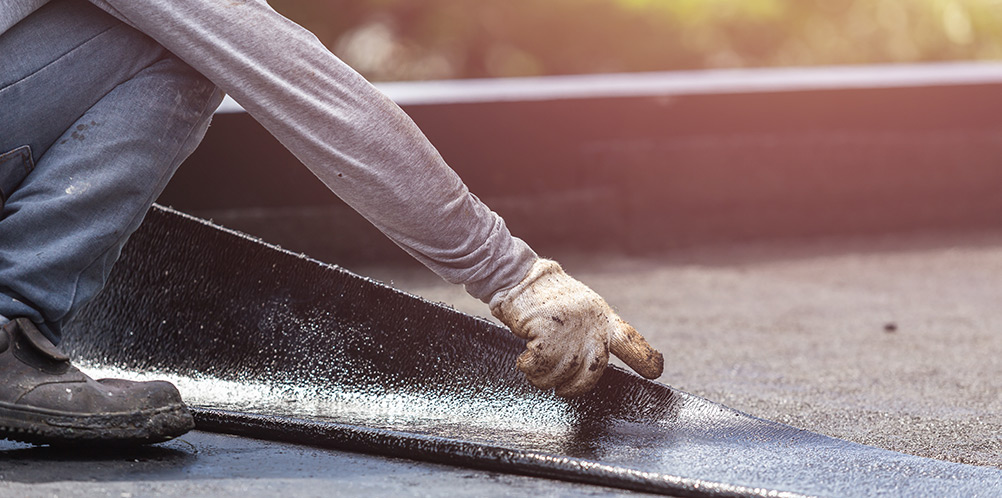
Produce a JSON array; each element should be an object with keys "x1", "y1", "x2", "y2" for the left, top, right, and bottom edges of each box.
[{"x1": 2, "y1": 0, "x2": 536, "y2": 302}]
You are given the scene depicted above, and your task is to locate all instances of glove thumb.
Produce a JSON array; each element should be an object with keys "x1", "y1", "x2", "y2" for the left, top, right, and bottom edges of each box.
[{"x1": 609, "y1": 321, "x2": 664, "y2": 379}]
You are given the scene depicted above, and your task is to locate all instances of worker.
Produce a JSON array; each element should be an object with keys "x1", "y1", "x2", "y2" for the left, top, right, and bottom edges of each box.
[{"x1": 0, "y1": 0, "x2": 664, "y2": 445}]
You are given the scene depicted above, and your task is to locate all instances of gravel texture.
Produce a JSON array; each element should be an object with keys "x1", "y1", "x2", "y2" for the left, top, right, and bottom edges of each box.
[{"x1": 355, "y1": 228, "x2": 1002, "y2": 470}]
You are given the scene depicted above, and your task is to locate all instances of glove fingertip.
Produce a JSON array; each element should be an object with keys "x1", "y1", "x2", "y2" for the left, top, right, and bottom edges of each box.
[
  {"x1": 610, "y1": 323, "x2": 665, "y2": 380},
  {"x1": 636, "y1": 349, "x2": 664, "y2": 379}
]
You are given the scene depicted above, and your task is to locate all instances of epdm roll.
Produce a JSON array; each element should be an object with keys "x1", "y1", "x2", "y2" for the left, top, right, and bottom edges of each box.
[{"x1": 63, "y1": 206, "x2": 1002, "y2": 497}]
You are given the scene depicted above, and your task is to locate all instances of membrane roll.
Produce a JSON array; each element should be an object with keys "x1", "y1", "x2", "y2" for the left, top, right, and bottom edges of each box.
[{"x1": 63, "y1": 206, "x2": 1002, "y2": 497}]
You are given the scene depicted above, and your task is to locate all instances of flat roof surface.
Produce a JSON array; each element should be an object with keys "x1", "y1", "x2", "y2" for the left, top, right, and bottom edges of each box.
[
  {"x1": 2, "y1": 225, "x2": 999, "y2": 495},
  {"x1": 0, "y1": 431, "x2": 645, "y2": 497},
  {"x1": 355, "y1": 226, "x2": 1002, "y2": 470}
]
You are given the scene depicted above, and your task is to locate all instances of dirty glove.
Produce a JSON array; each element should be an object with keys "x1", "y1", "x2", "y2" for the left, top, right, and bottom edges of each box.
[{"x1": 489, "y1": 258, "x2": 664, "y2": 397}]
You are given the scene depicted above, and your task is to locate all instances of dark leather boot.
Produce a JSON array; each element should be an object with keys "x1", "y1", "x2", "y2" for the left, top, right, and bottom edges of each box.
[{"x1": 0, "y1": 318, "x2": 194, "y2": 445}]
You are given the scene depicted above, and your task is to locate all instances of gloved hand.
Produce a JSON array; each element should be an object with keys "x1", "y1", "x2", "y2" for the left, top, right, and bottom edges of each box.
[{"x1": 489, "y1": 258, "x2": 664, "y2": 397}]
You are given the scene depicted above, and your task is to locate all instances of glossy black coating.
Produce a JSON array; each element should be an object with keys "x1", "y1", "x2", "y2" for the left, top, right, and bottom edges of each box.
[{"x1": 63, "y1": 206, "x2": 1002, "y2": 497}]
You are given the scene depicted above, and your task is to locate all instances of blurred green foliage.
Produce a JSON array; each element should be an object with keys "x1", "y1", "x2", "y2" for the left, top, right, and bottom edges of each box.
[{"x1": 270, "y1": 0, "x2": 1002, "y2": 81}]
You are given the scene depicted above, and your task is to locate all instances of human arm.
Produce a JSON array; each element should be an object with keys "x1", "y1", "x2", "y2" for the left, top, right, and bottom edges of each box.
[
  {"x1": 88, "y1": 0, "x2": 533, "y2": 300},
  {"x1": 87, "y1": 0, "x2": 662, "y2": 394}
]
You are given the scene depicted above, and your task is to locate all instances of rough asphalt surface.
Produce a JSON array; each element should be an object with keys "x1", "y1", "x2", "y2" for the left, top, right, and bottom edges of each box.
[
  {"x1": 1, "y1": 227, "x2": 998, "y2": 496},
  {"x1": 358, "y1": 227, "x2": 1002, "y2": 471}
]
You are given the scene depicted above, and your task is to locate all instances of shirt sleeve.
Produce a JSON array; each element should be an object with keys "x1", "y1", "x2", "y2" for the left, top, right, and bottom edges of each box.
[{"x1": 87, "y1": 0, "x2": 536, "y2": 301}]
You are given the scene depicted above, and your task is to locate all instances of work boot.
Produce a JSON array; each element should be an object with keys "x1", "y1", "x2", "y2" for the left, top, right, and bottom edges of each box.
[{"x1": 0, "y1": 318, "x2": 194, "y2": 445}]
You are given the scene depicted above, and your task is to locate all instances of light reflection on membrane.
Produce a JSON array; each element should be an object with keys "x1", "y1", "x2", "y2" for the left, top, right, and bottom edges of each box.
[{"x1": 78, "y1": 362, "x2": 576, "y2": 445}]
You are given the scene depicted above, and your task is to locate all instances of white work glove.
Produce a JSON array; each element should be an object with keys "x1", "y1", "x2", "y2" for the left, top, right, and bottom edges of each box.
[{"x1": 490, "y1": 258, "x2": 664, "y2": 397}]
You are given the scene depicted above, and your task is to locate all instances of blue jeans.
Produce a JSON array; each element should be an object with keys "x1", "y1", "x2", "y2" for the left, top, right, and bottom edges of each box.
[{"x1": 0, "y1": 0, "x2": 222, "y2": 342}]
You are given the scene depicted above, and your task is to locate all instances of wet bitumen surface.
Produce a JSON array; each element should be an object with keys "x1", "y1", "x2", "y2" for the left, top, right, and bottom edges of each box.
[
  {"x1": 0, "y1": 431, "x2": 644, "y2": 497},
  {"x1": 368, "y1": 230, "x2": 1002, "y2": 469},
  {"x1": 361, "y1": 229, "x2": 1002, "y2": 472}
]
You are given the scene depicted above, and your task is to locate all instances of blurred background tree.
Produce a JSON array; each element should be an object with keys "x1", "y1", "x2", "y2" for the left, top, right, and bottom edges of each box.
[{"x1": 270, "y1": 0, "x2": 1002, "y2": 81}]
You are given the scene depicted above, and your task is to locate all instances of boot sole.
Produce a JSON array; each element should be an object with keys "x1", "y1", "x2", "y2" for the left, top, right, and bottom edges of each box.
[{"x1": 0, "y1": 402, "x2": 195, "y2": 446}]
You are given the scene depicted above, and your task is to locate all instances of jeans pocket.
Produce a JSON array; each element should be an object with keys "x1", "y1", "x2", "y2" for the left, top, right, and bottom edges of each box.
[{"x1": 0, "y1": 145, "x2": 34, "y2": 210}]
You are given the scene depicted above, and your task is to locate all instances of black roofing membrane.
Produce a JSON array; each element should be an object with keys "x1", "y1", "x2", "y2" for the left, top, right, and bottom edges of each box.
[{"x1": 63, "y1": 205, "x2": 1002, "y2": 497}]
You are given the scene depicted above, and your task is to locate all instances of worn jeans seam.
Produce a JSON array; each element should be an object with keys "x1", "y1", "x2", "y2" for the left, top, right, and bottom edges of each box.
[{"x1": 0, "y1": 23, "x2": 116, "y2": 94}]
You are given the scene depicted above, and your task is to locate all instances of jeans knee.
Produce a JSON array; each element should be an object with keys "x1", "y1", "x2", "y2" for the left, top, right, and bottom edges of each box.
[{"x1": 156, "y1": 57, "x2": 223, "y2": 158}]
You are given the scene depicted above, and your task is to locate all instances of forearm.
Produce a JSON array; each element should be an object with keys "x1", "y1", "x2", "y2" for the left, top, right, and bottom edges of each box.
[{"x1": 88, "y1": 0, "x2": 535, "y2": 300}]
